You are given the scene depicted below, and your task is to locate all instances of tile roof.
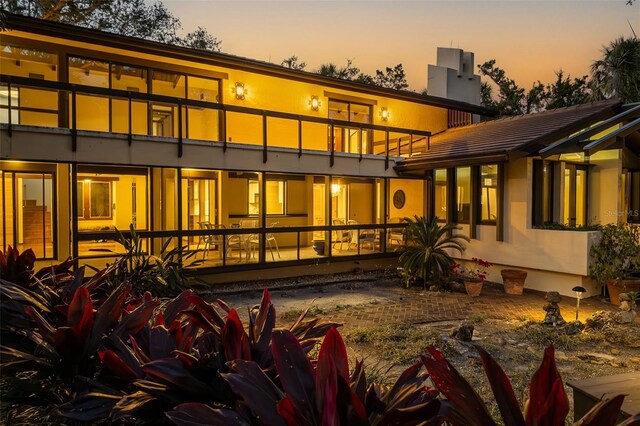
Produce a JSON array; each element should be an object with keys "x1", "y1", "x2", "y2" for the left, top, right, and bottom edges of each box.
[{"x1": 396, "y1": 99, "x2": 621, "y2": 172}]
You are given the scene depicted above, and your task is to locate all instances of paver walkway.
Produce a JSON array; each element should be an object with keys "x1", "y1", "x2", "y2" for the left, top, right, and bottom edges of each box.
[{"x1": 216, "y1": 279, "x2": 622, "y2": 329}]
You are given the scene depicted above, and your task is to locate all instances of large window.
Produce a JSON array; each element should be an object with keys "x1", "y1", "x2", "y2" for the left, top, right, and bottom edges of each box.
[
  {"x1": 328, "y1": 99, "x2": 372, "y2": 154},
  {"x1": 532, "y1": 161, "x2": 588, "y2": 227},
  {"x1": 480, "y1": 165, "x2": 498, "y2": 223},
  {"x1": 434, "y1": 169, "x2": 447, "y2": 221},
  {"x1": 1, "y1": 169, "x2": 56, "y2": 259},
  {"x1": 1, "y1": 44, "x2": 58, "y2": 127}
]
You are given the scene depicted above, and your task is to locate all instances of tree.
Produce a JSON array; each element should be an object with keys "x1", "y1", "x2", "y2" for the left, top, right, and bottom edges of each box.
[
  {"x1": 281, "y1": 55, "x2": 306, "y2": 70},
  {"x1": 1, "y1": 0, "x2": 221, "y2": 51},
  {"x1": 589, "y1": 36, "x2": 640, "y2": 103},
  {"x1": 478, "y1": 60, "x2": 589, "y2": 116},
  {"x1": 316, "y1": 59, "x2": 360, "y2": 80},
  {"x1": 373, "y1": 64, "x2": 408, "y2": 90}
]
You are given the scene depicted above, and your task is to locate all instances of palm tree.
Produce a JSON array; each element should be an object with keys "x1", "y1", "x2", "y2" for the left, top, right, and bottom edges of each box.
[
  {"x1": 398, "y1": 216, "x2": 469, "y2": 291},
  {"x1": 590, "y1": 36, "x2": 640, "y2": 103}
]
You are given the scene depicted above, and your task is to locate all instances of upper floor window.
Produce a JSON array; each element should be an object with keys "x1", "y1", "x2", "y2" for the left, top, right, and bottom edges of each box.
[
  {"x1": 328, "y1": 99, "x2": 372, "y2": 154},
  {"x1": 0, "y1": 44, "x2": 58, "y2": 81},
  {"x1": 448, "y1": 109, "x2": 472, "y2": 128},
  {"x1": 69, "y1": 57, "x2": 109, "y2": 87}
]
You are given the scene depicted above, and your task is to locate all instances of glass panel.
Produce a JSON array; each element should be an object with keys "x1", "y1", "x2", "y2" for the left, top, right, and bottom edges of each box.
[
  {"x1": 111, "y1": 64, "x2": 147, "y2": 93},
  {"x1": 151, "y1": 70, "x2": 185, "y2": 98},
  {"x1": 563, "y1": 168, "x2": 571, "y2": 225},
  {"x1": 77, "y1": 168, "x2": 147, "y2": 240},
  {"x1": 248, "y1": 179, "x2": 260, "y2": 215},
  {"x1": 542, "y1": 162, "x2": 552, "y2": 223},
  {"x1": 0, "y1": 85, "x2": 19, "y2": 124},
  {"x1": 111, "y1": 98, "x2": 148, "y2": 135},
  {"x1": 576, "y1": 169, "x2": 586, "y2": 226},
  {"x1": 434, "y1": 169, "x2": 447, "y2": 221},
  {"x1": 187, "y1": 107, "x2": 218, "y2": 141},
  {"x1": 480, "y1": 165, "x2": 498, "y2": 222},
  {"x1": 75, "y1": 94, "x2": 109, "y2": 131},
  {"x1": 350, "y1": 103, "x2": 371, "y2": 124},
  {"x1": 90, "y1": 182, "x2": 111, "y2": 218},
  {"x1": 328, "y1": 100, "x2": 348, "y2": 121},
  {"x1": 456, "y1": 167, "x2": 470, "y2": 223},
  {"x1": 266, "y1": 180, "x2": 285, "y2": 215},
  {"x1": 69, "y1": 57, "x2": 109, "y2": 87},
  {"x1": 181, "y1": 171, "x2": 217, "y2": 249},
  {"x1": 151, "y1": 103, "x2": 176, "y2": 137},
  {"x1": 1, "y1": 44, "x2": 58, "y2": 80},
  {"x1": 187, "y1": 76, "x2": 218, "y2": 102},
  {"x1": 13, "y1": 173, "x2": 54, "y2": 259},
  {"x1": 313, "y1": 182, "x2": 326, "y2": 240}
]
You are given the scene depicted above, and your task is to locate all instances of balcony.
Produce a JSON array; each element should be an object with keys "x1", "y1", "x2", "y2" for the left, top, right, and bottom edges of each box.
[{"x1": 0, "y1": 75, "x2": 431, "y2": 173}]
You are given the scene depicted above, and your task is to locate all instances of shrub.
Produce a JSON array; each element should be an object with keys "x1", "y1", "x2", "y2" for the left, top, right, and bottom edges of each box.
[
  {"x1": 399, "y1": 216, "x2": 469, "y2": 290},
  {"x1": 590, "y1": 223, "x2": 640, "y2": 284}
]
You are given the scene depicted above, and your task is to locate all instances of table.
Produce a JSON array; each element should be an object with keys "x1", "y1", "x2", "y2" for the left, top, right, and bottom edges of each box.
[{"x1": 567, "y1": 372, "x2": 639, "y2": 421}]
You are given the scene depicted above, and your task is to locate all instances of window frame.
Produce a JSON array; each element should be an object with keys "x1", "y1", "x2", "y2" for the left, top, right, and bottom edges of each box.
[
  {"x1": 478, "y1": 164, "x2": 498, "y2": 225},
  {"x1": 77, "y1": 179, "x2": 113, "y2": 220}
]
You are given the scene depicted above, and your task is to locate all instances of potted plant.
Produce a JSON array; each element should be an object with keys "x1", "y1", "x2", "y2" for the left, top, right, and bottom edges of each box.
[
  {"x1": 451, "y1": 258, "x2": 493, "y2": 297},
  {"x1": 589, "y1": 223, "x2": 640, "y2": 305}
]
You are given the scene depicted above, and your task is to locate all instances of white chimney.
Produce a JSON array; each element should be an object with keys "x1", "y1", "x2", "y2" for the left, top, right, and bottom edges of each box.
[{"x1": 427, "y1": 47, "x2": 481, "y2": 106}]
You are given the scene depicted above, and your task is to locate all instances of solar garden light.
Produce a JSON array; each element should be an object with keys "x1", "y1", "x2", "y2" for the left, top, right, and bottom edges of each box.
[{"x1": 572, "y1": 286, "x2": 586, "y2": 320}]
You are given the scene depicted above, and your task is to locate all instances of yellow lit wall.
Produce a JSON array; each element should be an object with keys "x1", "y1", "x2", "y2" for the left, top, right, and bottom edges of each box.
[{"x1": 388, "y1": 178, "x2": 424, "y2": 220}]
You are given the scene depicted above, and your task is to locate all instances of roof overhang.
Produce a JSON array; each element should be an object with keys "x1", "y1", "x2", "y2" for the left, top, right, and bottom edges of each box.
[{"x1": 0, "y1": 12, "x2": 497, "y2": 117}]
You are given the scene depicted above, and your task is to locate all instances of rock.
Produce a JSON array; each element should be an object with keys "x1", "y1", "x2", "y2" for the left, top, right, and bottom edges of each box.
[
  {"x1": 429, "y1": 285, "x2": 438, "y2": 292},
  {"x1": 450, "y1": 282, "x2": 465, "y2": 292},
  {"x1": 615, "y1": 310, "x2": 636, "y2": 324},
  {"x1": 629, "y1": 357, "x2": 640, "y2": 364},
  {"x1": 556, "y1": 351, "x2": 568, "y2": 361},
  {"x1": 611, "y1": 348, "x2": 621, "y2": 355},
  {"x1": 485, "y1": 336, "x2": 507, "y2": 347},
  {"x1": 545, "y1": 291, "x2": 562, "y2": 303},
  {"x1": 585, "y1": 311, "x2": 618, "y2": 329},
  {"x1": 527, "y1": 346, "x2": 538, "y2": 355},
  {"x1": 564, "y1": 320, "x2": 585, "y2": 335},
  {"x1": 451, "y1": 323, "x2": 474, "y2": 342}
]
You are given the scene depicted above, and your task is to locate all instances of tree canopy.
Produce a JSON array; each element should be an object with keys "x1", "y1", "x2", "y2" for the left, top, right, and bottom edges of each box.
[
  {"x1": 313, "y1": 59, "x2": 408, "y2": 90},
  {"x1": 589, "y1": 36, "x2": 640, "y2": 104},
  {"x1": 1, "y1": 0, "x2": 221, "y2": 51}
]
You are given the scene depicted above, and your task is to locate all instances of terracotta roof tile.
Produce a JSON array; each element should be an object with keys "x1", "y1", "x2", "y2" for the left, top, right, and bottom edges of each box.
[{"x1": 398, "y1": 100, "x2": 621, "y2": 170}]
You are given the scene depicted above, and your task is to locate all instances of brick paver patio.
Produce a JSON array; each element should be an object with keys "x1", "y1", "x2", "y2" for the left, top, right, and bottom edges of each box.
[{"x1": 327, "y1": 283, "x2": 619, "y2": 329}]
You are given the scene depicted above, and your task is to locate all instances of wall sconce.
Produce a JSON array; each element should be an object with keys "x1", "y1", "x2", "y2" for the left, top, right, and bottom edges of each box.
[
  {"x1": 233, "y1": 82, "x2": 246, "y2": 100},
  {"x1": 309, "y1": 95, "x2": 321, "y2": 111},
  {"x1": 380, "y1": 107, "x2": 389, "y2": 121}
]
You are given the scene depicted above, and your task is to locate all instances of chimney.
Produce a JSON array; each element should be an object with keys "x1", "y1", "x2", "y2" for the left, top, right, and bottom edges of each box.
[{"x1": 427, "y1": 47, "x2": 481, "y2": 106}]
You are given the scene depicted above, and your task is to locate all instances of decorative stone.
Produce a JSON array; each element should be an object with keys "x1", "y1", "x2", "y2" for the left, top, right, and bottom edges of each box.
[
  {"x1": 450, "y1": 323, "x2": 474, "y2": 342},
  {"x1": 485, "y1": 336, "x2": 507, "y2": 346},
  {"x1": 616, "y1": 310, "x2": 636, "y2": 324},
  {"x1": 610, "y1": 348, "x2": 621, "y2": 355},
  {"x1": 555, "y1": 351, "x2": 568, "y2": 361},
  {"x1": 564, "y1": 320, "x2": 585, "y2": 335},
  {"x1": 542, "y1": 291, "x2": 566, "y2": 326}
]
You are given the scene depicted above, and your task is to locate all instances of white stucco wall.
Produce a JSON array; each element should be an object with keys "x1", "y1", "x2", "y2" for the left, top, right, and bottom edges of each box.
[{"x1": 454, "y1": 155, "x2": 621, "y2": 297}]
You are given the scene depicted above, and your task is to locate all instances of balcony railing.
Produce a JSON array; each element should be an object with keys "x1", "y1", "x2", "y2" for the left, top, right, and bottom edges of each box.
[{"x1": 0, "y1": 75, "x2": 431, "y2": 170}]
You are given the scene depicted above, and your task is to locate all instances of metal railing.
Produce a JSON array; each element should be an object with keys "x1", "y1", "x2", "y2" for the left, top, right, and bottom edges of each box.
[
  {"x1": 0, "y1": 75, "x2": 431, "y2": 170},
  {"x1": 76, "y1": 222, "x2": 408, "y2": 271}
]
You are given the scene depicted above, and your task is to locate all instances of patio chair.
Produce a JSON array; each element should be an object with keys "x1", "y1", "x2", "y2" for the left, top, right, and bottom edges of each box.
[
  {"x1": 332, "y1": 219, "x2": 351, "y2": 251},
  {"x1": 266, "y1": 221, "x2": 281, "y2": 261},
  {"x1": 359, "y1": 229, "x2": 377, "y2": 251},
  {"x1": 202, "y1": 223, "x2": 225, "y2": 260}
]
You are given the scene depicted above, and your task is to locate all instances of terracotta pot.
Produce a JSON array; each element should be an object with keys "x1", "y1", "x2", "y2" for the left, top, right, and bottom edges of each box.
[
  {"x1": 312, "y1": 240, "x2": 325, "y2": 256},
  {"x1": 607, "y1": 279, "x2": 640, "y2": 305},
  {"x1": 501, "y1": 269, "x2": 527, "y2": 295},
  {"x1": 464, "y1": 280, "x2": 483, "y2": 297}
]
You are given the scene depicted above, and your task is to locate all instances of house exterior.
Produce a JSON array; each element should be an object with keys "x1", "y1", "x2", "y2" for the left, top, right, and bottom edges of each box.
[{"x1": 1, "y1": 14, "x2": 638, "y2": 296}]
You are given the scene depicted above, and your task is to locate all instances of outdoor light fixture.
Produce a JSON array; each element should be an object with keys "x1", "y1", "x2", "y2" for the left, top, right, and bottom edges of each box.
[
  {"x1": 380, "y1": 107, "x2": 389, "y2": 121},
  {"x1": 572, "y1": 286, "x2": 587, "y2": 320},
  {"x1": 233, "y1": 82, "x2": 246, "y2": 100},
  {"x1": 309, "y1": 95, "x2": 321, "y2": 111}
]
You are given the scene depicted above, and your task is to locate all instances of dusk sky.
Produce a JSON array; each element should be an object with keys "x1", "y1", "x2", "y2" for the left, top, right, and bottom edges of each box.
[{"x1": 162, "y1": 1, "x2": 638, "y2": 92}]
